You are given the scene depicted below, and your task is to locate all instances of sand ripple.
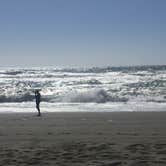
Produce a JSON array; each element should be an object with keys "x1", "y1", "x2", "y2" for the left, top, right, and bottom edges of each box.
[{"x1": 0, "y1": 142, "x2": 166, "y2": 166}]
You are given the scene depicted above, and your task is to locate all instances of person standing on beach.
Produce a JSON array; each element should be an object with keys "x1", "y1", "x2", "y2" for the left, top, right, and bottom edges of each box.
[{"x1": 35, "y1": 90, "x2": 41, "y2": 116}]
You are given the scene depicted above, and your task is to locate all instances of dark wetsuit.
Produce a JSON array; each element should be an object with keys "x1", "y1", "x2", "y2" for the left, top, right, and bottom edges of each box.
[{"x1": 35, "y1": 91, "x2": 41, "y2": 116}]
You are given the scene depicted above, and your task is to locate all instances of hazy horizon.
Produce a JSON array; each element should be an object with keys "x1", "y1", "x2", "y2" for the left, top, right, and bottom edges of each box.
[{"x1": 0, "y1": 0, "x2": 166, "y2": 67}]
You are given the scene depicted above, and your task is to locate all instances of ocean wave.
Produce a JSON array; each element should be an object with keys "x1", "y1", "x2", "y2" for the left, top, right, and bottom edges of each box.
[
  {"x1": 146, "y1": 99, "x2": 166, "y2": 103},
  {"x1": 53, "y1": 65, "x2": 166, "y2": 73},
  {"x1": 1, "y1": 65, "x2": 166, "y2": 75},
  {"x1": 0, "y1": 70, "x2": 23, "y2": 75},
  {"x1": 125, "y1": 79, "x2": 166, "y2": 89},
  {"x1": 0, "y1": 93, "x2": 34, "y2": 103},
  {"x1": 73, "y1": 79, "x2": 102, "y2": 85},
  {"x1": 0, "y1": 89, "x2": 128, "y2": 103},
  {"x1": 60, "y1": 89, "x2": 128, "y2": 103},
  {"x1": 0, "y1": 65, "x2": 165, "y2": 104}
]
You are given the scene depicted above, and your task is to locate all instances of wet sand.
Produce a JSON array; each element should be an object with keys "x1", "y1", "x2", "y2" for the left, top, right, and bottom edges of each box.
[{"x1": 0, "y1": 112, "x2": 166, "y2": 165}]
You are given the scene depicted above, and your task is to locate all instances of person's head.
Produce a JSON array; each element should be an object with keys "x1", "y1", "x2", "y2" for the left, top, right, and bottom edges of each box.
[{"x1": 35, "y1": 90, "x2": 39, "y2": 94}]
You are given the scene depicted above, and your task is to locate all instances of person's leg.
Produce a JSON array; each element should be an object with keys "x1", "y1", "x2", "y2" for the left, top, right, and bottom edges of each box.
[{"x1": 36, "y1": 103, "x2": 41, "y2": 116}]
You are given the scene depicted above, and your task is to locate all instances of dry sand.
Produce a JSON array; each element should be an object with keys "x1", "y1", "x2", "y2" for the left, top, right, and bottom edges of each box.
[{"x1": 0, "y1": 111, "x2": 166, "y2": 166}]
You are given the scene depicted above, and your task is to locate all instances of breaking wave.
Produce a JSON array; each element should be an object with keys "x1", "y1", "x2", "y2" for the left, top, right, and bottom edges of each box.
[
  {"x1": 0, "y1": 89, "x2": 128, "y2": 103},
  {"x1": 0, "y1": 65, "x2": 166, "y2": 105},
  {"x1": 0, "y1": 93, "x2": 34, "y2": 103},
  {"x1": 60, "y1": 89, "x2": 128, "y2": 103}
]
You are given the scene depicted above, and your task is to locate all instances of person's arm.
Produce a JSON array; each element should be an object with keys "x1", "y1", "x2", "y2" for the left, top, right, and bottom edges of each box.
[{"x1": 39, "y1": 94, "x2": 41, "y2": 102}]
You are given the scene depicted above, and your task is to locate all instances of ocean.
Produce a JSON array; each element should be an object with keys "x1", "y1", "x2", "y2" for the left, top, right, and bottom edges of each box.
[{"x1": 0, "y1": 65, "x2": 166, "y2": 113}]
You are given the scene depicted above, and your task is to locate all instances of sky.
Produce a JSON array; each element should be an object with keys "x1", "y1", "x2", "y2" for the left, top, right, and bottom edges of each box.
[{"x1": 0, "y1": 0, "x2": 166, "y2": 67}]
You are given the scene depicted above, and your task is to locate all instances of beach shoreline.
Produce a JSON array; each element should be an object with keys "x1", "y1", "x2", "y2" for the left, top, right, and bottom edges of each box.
[{"x1": 0, "y1": 111, "x2": 166, "y2": 165}]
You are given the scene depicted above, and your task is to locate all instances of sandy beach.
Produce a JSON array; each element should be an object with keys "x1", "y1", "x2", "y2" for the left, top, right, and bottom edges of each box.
[{"x1": 0, "y1": 112, "x2": 166, "y2": 166}]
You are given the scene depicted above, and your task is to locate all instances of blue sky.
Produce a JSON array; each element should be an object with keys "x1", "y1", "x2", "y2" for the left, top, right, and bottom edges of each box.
[{"x1": 0, "y1": 0, "x2": 166, "y2": 67}]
